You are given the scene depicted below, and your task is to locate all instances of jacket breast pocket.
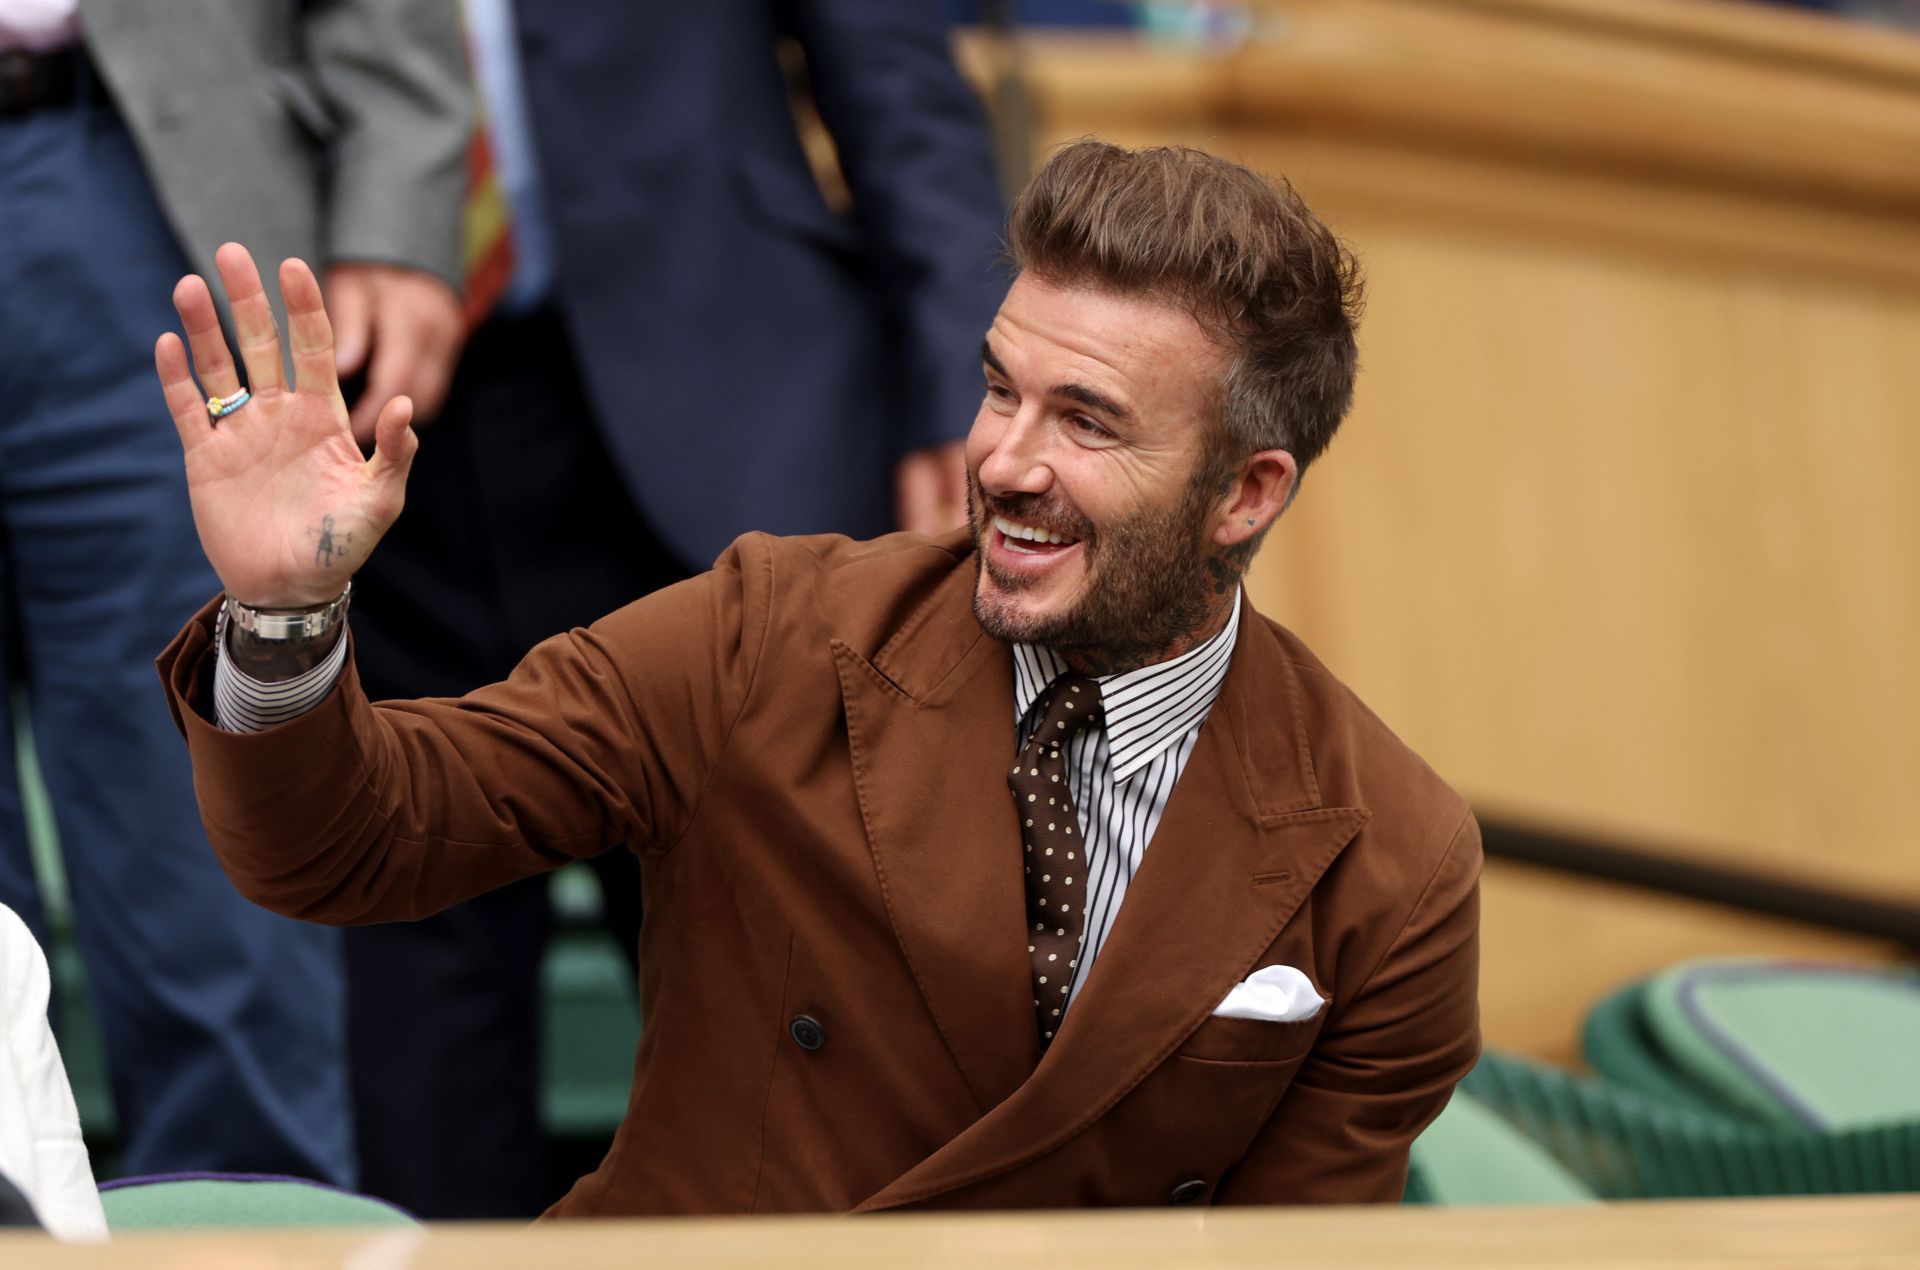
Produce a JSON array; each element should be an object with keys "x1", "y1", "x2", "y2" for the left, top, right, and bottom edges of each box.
[
  {"x1": 1176, "y1": 1008, "x2": 1327, "y2": 1065},
  {"x1": 1090, "y1": 1011, "x2": 1327, "y2": 1199}
]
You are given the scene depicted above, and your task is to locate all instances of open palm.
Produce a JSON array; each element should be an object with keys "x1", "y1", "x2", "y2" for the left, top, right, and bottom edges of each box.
[{"x1": 155, "y1": 245, "x2": 418, "y2": 609}]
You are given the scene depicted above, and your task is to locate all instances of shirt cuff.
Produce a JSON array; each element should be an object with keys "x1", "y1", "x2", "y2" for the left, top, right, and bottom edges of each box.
[{"x1": 211, "y1": 605, "x2": 352, "y2": 733}]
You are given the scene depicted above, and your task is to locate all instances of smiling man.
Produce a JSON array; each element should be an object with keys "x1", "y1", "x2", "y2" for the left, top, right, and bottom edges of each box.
[
  {"x1": 152, "y1": 140, "x2": 1479, "y2": 1214},
  {"x1": 972, "y1": 278, "x2": 1252, "y2": 674}
]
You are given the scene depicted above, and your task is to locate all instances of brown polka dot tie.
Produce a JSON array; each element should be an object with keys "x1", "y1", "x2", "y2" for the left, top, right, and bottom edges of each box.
[{"x1": 1010, "y1": 674, "x2": 1102, "y2": 1047}]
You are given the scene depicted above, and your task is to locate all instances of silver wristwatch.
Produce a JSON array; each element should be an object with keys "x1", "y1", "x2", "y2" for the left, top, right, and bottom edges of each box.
[{"x1": 222, "y1": 582, "x2": 353, "y2": 642}]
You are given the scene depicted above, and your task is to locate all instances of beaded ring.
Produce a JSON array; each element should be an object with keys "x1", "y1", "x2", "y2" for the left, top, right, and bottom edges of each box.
[{"x1": 207, "y1": 388, "x2": 252, "y2": 419}]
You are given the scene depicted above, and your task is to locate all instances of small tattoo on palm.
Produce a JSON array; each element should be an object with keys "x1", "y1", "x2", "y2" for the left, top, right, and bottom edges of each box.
[{"x1": 313, "y1": 514, "x2": 351, "y2": 567}]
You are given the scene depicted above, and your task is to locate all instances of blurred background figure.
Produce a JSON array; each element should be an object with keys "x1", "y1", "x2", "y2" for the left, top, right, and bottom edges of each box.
[
  {"x1": 342, "y1": 0, "x2": 1006, "y2": 1218},
  {"x1": 0, "y1": 1, "x2": 467, "y2": 1184}
]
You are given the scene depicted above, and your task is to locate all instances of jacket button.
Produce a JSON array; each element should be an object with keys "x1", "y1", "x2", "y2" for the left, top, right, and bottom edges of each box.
[
  {"x1": 1168, "y1": 1178, "x2": 1208, "y2": 1206},
  {"x1": 789, "y1": 1014, "x2": 826, "y2": 1052}
]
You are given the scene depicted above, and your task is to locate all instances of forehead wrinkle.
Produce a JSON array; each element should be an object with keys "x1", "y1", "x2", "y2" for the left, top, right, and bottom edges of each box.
[{"x1": 987, "y1": 333, "x2": 1130, "y2": 421}]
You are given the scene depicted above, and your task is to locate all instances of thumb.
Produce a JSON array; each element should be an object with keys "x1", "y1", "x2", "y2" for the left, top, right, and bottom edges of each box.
[
  {"x1": 329, "y1": 271, "x2": 373, "y2": 376},
  {"x1": 366, "y1": 395, "x2": 419, "y2": 519}
]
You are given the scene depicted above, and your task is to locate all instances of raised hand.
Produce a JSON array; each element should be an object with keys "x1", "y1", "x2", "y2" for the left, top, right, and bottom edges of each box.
[{"x1": 155, "y1": 244, "x2": 418, "y2": 609}]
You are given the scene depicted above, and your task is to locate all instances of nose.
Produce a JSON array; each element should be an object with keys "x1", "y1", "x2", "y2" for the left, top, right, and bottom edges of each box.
[{"x1": 973, "y1": 407, "x2": 1054, "y2": 499}]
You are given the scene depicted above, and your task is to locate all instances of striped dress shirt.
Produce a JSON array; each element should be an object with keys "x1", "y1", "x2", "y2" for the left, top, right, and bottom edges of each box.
[
  {"x1": 211, "y1": 608, "x2": 353, "y2": 732},
  {"x1": 214, "y1": 590, "x2": 1243, "y2": 1016},
  {"x1": 1011, "y1": 590, "x2": 1241, "y2": 1014}
]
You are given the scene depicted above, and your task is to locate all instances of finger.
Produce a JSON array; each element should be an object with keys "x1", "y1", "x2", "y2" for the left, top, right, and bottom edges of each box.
[
  {"x1": 350, "y1": 311, "x2": 420, "y2": 440},
  {"x1": 329, "y1": 271, "x2": 372, "y2": 377},
  {"x1": 894, "y1": 458, "x2": 940, "y2": 536},
  {"x1": 213, "y1": 243, "x2": 285, "y2": 395},
  {"x1": 366, "y1": 395, "x2": 419, "y2": 518},
  {"x1": 407, "y1": 332, "x2": 458, "y2": 422},
  {"x1": 155, "y1": 333, "x2": 213, "y2": 450},
  {"x1": 172, "y1": 273, "x2": 243, "y2": 400},
  {"x1": 279, "y1": 258, "x2": 342, "y2": 402}
]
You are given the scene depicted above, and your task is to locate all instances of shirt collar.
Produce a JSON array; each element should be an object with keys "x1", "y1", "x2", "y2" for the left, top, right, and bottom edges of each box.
[{"x1": 1011, "y1": 590, "x2": 1242, "y2": 785}]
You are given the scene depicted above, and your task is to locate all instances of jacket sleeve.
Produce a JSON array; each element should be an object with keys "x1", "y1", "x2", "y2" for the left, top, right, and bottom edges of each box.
[
  {"x1": 1213, "y1": 812, "x2": 1483, "y2": 1204},
  {"x1": 298, "y1": 0, "x2": 471, "y2": 284},
  {"x1": 783, "y1": 0, "x2": 1008, "y2": 455},
  {"x1": 155, "y1": 536, "x2": 774, "y2": 926}
]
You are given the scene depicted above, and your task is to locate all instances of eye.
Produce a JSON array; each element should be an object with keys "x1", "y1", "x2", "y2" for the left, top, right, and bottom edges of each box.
[{"x1": 1068, "y1": 413, "x2": 1114, "y2": 440}]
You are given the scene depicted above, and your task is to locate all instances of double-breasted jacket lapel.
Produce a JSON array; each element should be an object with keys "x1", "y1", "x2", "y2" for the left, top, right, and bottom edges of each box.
[
  {"x1": 837, "y1": 562, "x2": 1368, "y2": 1212},
  {"x1": 833, "y1": 561, "x2": 1039, "y2": 1115}
]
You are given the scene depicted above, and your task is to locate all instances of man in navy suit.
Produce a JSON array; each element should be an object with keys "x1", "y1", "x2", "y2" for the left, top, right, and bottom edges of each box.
[{"x1": 343, "y1": 0, "x2": 1006, "y2": 1217}]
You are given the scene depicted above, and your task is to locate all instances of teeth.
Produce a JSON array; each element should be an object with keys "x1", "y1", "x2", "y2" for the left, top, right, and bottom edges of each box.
[{"x1": 994, "y1": 515, "x2": 1078, "y2": 546}]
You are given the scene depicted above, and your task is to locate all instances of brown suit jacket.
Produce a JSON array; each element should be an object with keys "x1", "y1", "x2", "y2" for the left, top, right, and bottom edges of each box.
[{"x1": 159, "y1": 529, "x2": 1480, "y2": 1215}]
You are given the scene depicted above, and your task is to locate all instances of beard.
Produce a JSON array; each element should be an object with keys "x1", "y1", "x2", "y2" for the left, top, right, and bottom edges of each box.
[{"x1": 970, "y1": 467, "x2": 1226, "y2": 675}]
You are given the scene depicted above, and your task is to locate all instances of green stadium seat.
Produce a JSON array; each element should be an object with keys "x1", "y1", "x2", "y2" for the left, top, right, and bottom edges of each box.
[
  {"x1": 98, "y1": 1174, "x2": 417, "y2": 1231},
  {"x1": 1582, "y1": 979, "x2": 1731, "y2": 1121},
  {"x1": 1462, "y1": 1049, "x2": 1920, "y2": 1198},
  {"x1": 1407, "y1": 1089, "x2": 1598, "y2": 1205},
  {"x1": 541, "y1": 925, "x2": 641, "y2": 1138},
  {"x1": 1586, "y1": 960, "x2": 1920, "y2": 1131}
]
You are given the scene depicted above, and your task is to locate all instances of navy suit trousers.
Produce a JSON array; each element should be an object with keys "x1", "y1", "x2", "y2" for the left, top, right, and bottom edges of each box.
[
  {"x1": 0, "y1": 79, "x2": 353, "y2": 1185},
  {"x1": 344, "y1": 307, "x2": 670, "y2": 1218}
]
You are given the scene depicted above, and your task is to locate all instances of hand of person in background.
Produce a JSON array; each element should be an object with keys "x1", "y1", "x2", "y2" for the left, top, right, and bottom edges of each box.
[
  {"x1": 324, "y1": 262, "x2": 463, "y2": 446},
  {"x1": 154, "y1": 244, "x2": 418, "y2": 609},
  {"x1": 895, "y1": 438, "x2": 970, "y2": 537}
]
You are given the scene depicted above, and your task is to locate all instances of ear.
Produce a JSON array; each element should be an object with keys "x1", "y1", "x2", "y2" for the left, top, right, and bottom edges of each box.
[{"x1": 1210, "y1": 449, "x2": 1298, "y2": 549}]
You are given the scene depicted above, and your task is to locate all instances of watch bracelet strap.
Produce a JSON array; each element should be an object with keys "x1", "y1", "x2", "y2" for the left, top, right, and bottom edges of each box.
[{"x1": 222, "y1": 581, "x2": 352, "y2": 642}]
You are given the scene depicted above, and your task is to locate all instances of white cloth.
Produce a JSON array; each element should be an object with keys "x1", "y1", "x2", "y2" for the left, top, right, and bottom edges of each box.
[
  {"x1": 0, "y1": 905, "x2": 107, "y2": 1240},
  {"x1": 0, "y1": 0, "x2": 79, "y2": 51},
  {"x1": 1212, "y1": 964, "x2": 1327, "y2": 1023}
]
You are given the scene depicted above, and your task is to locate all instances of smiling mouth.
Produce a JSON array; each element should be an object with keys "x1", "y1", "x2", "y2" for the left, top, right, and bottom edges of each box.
[{"x1": 992, "y1": 514, "x2": 1083, "y2": 556}]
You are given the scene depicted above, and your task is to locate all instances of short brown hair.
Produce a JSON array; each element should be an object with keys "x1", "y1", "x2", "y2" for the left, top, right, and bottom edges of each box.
[{"x1": 1007, "y1": 140, "x2": 1363, "y2": 481}]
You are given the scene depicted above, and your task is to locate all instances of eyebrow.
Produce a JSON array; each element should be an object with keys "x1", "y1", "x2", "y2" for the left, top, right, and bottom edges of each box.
[
  {"x1": 1056, "y1": 382, "x2": 1132, "y2": 422},
  {"x1": 980, "y1": 339, "x2": 1134, "y2": 423},
  {"x1": 980, "y1": 339, "x2": 1009, "y2": 379}
]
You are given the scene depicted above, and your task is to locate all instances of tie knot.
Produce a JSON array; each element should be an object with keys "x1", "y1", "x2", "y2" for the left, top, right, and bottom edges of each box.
[{"x1": 1028, "y1": 675, "x2": 1102, "y2": 743}]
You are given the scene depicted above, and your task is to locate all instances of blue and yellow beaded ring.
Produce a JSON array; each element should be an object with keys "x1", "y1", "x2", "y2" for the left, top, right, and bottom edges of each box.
[{"x1": 207, "y1": 388, "x2": 252, "y2": 420}]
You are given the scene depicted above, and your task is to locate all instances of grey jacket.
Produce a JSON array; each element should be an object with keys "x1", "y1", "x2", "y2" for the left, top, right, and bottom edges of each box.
[{"x1": 80, "y1": 0, "x2": 470, "y2": 306}]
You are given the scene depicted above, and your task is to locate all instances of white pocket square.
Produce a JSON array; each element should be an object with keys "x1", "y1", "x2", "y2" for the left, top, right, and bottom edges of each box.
[{"x1": 1212, "y1": 964, "x2": 1326, "y2": 1023}]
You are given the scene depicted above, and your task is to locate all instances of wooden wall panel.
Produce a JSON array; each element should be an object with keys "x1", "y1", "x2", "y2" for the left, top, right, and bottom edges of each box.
[{"x1": 1252, "y1": 218, "x2": 1920, "y2": 899}]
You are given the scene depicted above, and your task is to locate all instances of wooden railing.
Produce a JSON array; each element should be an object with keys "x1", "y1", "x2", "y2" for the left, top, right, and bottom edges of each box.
[{"x1": 7, "y1": 1194, "x2": 1920, "y2": 1266}]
